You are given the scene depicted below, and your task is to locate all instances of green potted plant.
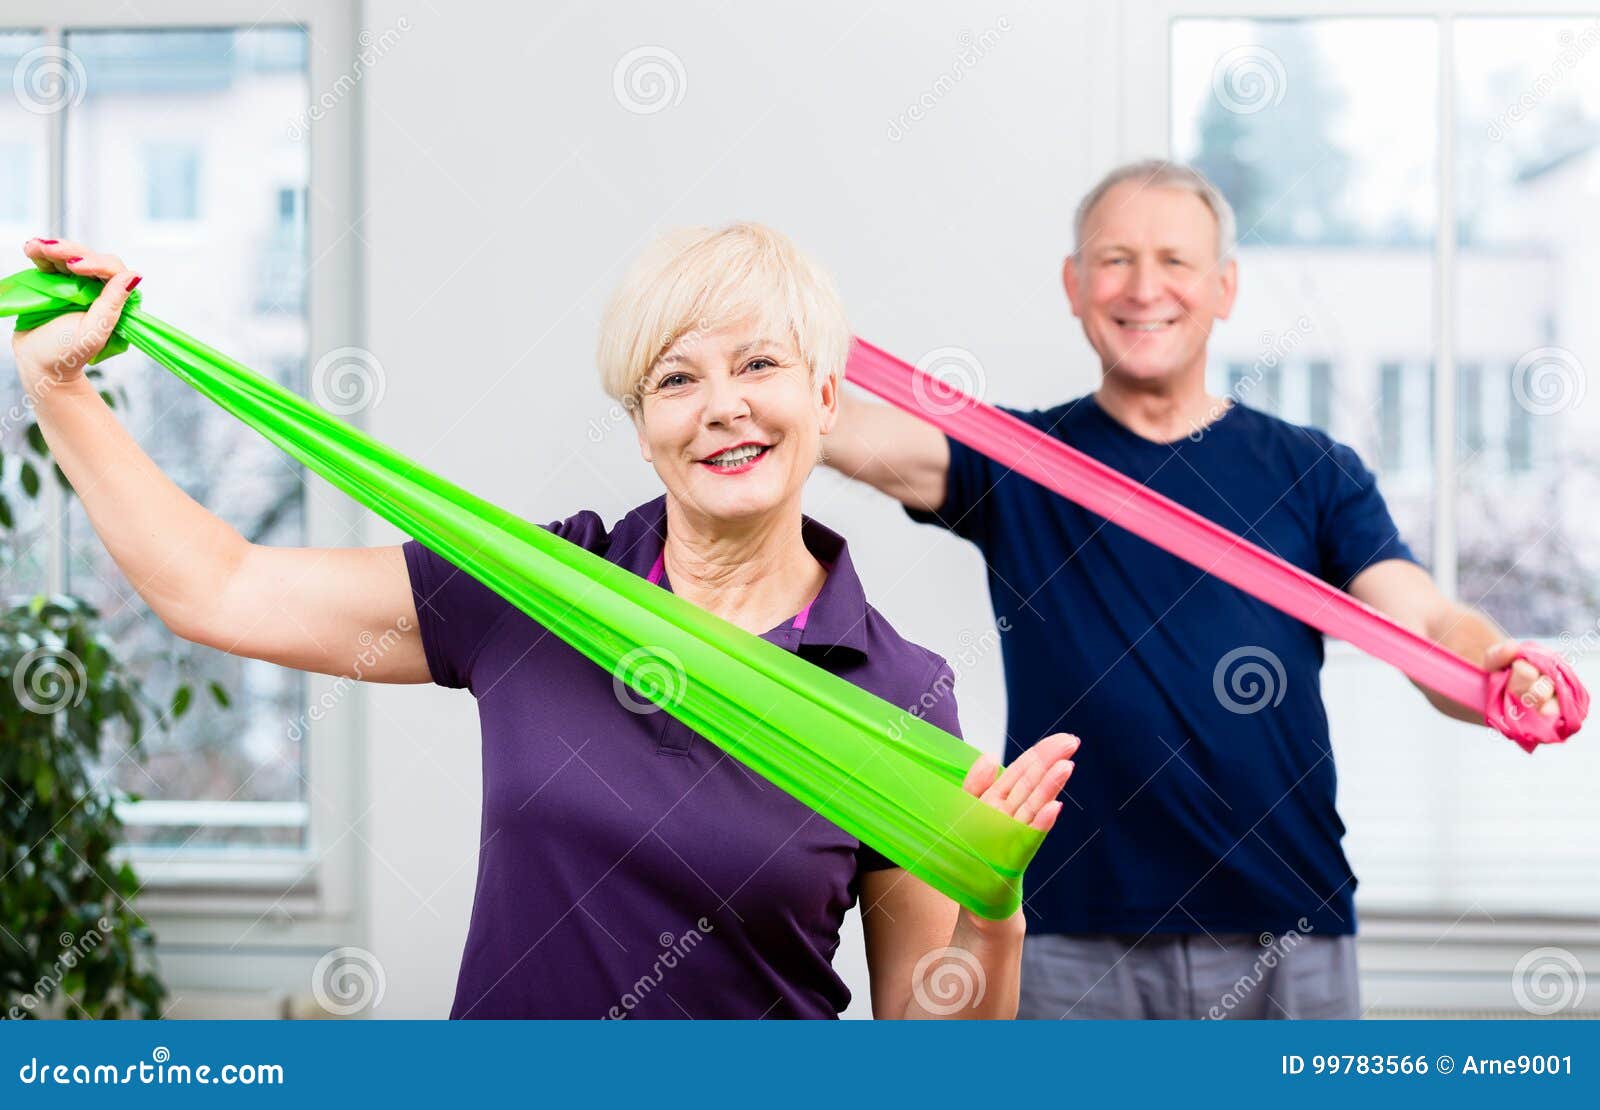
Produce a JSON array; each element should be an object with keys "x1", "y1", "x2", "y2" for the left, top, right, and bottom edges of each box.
[{"x1": 1, "y1": 370, "x2": 171, "y2": 1019}]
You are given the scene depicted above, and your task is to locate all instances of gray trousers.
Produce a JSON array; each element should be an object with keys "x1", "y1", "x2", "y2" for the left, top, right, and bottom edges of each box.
[{"x1": 1017, "y1": 932, "x2": 1360, "y2": 1020}]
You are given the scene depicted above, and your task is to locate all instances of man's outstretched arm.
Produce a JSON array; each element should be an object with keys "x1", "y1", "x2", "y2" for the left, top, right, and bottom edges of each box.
[
  {"x1": 822, "y1": 393, "x2": 952, "y2": 512},
  {"x1": 1349, "y1": 558, "x2": 1561, "y2": 725}
]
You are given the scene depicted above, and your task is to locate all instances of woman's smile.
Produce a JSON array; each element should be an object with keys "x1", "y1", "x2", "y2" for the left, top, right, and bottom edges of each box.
[{"x1": 698, "y1": 439, "x2": 775, "y2": 475}]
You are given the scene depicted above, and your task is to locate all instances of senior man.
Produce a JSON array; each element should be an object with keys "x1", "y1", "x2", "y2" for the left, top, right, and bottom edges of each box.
[{"x1": 824, "y1": 159, "x2": 1565, "y2": 1019}]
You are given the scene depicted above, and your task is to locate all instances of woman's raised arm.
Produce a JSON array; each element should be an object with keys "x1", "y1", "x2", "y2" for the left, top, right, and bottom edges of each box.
[{"x1": 12, "y1": 238, "x2": 430, "y2": 683}]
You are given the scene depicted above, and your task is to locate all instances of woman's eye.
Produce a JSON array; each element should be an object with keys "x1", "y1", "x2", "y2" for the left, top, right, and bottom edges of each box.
[
  {"x1": 744, "y1": 358, "x2": 776, "y2": 373},
  {"x1": 658, "y1": 372, "x2": 691, "y2": 389}
]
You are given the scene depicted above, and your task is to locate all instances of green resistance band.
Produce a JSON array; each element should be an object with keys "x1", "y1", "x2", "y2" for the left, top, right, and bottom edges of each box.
[{"x1": 0, "y1": 269, "x2": 1044, "y2": 919}]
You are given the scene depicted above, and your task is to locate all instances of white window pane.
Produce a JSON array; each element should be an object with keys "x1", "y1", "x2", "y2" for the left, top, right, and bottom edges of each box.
[
  {"x1": 144, "y1": 142, "x2": 200, "y2": 221},
  {"x1": 1455, "y1": 17, "x2": 1599, "y2": 639},
  {"x1": 61, "y1": 27, "x2": 311, "y2": 851},
  {"x1": 1173, "y1": 17, "x2": 1439, "y2": 568}
]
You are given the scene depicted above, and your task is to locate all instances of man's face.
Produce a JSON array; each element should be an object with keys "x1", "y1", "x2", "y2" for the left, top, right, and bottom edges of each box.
[{"x1": 1063, "y1": 181, "x2": 1237, "y2": 388}]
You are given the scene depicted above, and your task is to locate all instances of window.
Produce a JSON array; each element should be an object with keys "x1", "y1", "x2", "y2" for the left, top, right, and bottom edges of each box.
[
  {"x1": 1175, "y1": 16, "x2": 1439, "y2": 567},
  {"x1": 1457, "y1": 362, "x2": 1484, "y2": 457},
  {"x1": 1, "y1": 26, "x2": 315, "y2": 863},
  {"x1": 1378, "y1": 362, "x2": 1404, "y2": 471},
  {"x1": 1217, "y1": 357, "x2": 1328, "y2": 429},
  {"x1": 258, "y1": 185, "x2": 307, "y2": 314},
  {"x1": 276, "y1": 186, "x2": 301, "y2": 226},
  {"x1": 1224, "y1": 361, "x2": 1253, "y2": 408},
  {"x1": 0, "y1": 142, "x2": 31, "y2": 221},
  {"x1": 1504, "y1": 363, "x2": 1533, "y2": 474},
  {"x1": 144, "y1": 143, "x2": 200, "y2": 221},
  {"x1": 1306, "y1": 359, "x2": 1331, "y2": 431},
  {"x1": 1169, "y1": 9, "x2": 1600, "y2": 918},
  {"x1": 1454, "y1": 18, "x2": 1596, "y2": 636}
]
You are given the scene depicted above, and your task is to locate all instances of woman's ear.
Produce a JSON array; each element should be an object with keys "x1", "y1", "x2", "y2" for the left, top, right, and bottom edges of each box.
[
  {"x1": 632, "y1": 402, "x2": 654, "y2": 462},
  {"x1": 815, "y1": 369, "x2": 841, "y2": 436}
]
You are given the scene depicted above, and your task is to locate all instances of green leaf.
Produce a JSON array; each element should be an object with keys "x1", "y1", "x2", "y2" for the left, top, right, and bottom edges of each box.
[
  {"x1": 25, "y1": 422, "x2": 47, "y2": 456},
  {"x1": 169, "y1": 684, "x2": 191, "y2": 719},
  {"x1": 0, "y1": 494, "x2": 12, "y2": 529},
  {"x1": 207, "y1": 681, "x2": 231, "y2": 709},
  {"x1": 99, "y1": 390, "x2": 116, "y2": 410},
  {"x1": 19, "y1": 459, "x2": 40, "y2": 498}
]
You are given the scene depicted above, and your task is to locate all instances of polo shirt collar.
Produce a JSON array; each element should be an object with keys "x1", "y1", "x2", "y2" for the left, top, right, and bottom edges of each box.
[{"x1": 603, "y1": 494, "x2": 870, "y2": 661}]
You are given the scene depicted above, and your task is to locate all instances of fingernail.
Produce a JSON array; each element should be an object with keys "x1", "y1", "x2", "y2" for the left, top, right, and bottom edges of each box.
[
  {"x1": 66, "y1": 256, "x2": 83, "y2": 264},
  {"x1": 39, "y1": 239, "x2": 57, "y2": 245},
  {"x1": 127, "y1": 275, "x2": 142, "y2": 291}
]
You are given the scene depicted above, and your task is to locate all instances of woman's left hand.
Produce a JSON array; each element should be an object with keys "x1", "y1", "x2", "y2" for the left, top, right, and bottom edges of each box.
[
  {"x1": 962, "y1": 731, "x2": 1079, "y2": 832},
  {"x1": 867, "y1": 732, "x2": 1079, "y2": 1017},
  {"x1": 950, "y1": 732, "x2": 1078, "y2": 942}
]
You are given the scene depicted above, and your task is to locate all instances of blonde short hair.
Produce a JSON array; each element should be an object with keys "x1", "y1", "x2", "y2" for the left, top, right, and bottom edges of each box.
[{"x1": 596, "y1": 222, "x2": 851, "y2": 406}]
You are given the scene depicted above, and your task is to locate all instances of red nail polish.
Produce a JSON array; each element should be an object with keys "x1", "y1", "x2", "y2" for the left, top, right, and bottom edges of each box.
[
  {"x1": 38, "y1": 239, "x2": 57, "y2": 245},
  {"x1": 66, "y1": 256, "x2": 83, "y2": 263},
  {"x1": 127, "y1": 276, "x2": 142, "y2": 291}
]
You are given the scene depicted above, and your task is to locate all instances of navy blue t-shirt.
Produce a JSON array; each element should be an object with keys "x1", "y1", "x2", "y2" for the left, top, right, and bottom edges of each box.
[{"x1": 907, "y1": 395, "x2": 1416, "y2": 937}]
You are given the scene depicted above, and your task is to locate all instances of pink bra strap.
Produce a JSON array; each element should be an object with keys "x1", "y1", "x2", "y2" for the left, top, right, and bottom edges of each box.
[
  {"x1": 647, "y1": 548, "x2": 820, "y2": 631},
  {"x1": 792, "y1": 596, "x2": 815, "y2": 631}
]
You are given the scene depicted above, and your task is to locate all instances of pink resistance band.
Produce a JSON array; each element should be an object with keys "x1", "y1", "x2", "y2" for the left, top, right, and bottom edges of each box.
[{"x1": 846, "y1": 338, "x2": 1589, "y2": 753}]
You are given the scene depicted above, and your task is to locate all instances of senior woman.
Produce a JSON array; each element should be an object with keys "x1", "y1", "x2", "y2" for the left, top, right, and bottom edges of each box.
[{"x1": 13, "y1": 225, "x2": 1076, "y2": 1019}]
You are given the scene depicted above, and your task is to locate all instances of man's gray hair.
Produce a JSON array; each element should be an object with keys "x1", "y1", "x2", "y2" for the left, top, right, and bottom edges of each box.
[{"x1": 1072, "y1": 159, "x2": 1237, "y2": 264}]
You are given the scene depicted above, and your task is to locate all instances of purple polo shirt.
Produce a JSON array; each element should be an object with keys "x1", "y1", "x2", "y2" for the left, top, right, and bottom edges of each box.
[{"x1": 402, "y1": 494, "x2": 961, "y2": 1019}]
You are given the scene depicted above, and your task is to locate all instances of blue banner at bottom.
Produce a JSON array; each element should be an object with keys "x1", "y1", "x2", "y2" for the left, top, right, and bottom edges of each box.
[{"x1": 4, "y1": 1019, "x2": 1594, "y2": 1106}]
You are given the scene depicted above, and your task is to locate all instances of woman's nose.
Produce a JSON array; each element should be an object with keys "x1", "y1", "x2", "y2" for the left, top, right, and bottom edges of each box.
[{"x1": 701, "y1": 372, "x2": 751, "y2": 425}]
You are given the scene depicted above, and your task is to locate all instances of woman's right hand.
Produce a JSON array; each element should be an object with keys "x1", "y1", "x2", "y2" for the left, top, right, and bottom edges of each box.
[
  {"x1": 12, "y1": 237, "x2": 142, "y2": 398},
  {"x1": 10, "y1": 236, "x2": 431, "y2": 684}
]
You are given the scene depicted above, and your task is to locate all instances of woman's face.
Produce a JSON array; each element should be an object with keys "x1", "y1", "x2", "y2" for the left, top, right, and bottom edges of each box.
[{"x1": 634, "y1": 319, "x2": 837, "y2": 527}]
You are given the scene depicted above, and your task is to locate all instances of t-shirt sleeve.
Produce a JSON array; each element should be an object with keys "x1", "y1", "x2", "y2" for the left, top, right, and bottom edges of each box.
[
  {"x1": 857, "y1": 657, "x2": 964, "y2": 873},
  {"x1": 1313, "y1": 438, "x2": 1419, "y2": 588},
  {"x1": 401, "y1": 509, "x2": 607, "y2": 690},
  {"x1": 902, "y1": 431, "x2": 1000, "y2": 547},
  {"x1": 401, "y1": 540, "x2": 511, "y2": 690}
]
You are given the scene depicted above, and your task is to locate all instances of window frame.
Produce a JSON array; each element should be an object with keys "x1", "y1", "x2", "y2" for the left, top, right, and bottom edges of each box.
[{"x1": 5, "y1": 0, "x2": 366, "y2": 944}]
